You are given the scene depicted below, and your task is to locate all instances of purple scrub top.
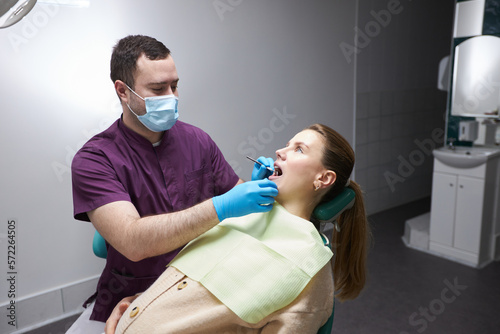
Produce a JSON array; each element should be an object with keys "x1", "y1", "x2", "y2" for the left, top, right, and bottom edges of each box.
[{"x1": 71, "y1": 118, "x2": 239, "y2": 321}]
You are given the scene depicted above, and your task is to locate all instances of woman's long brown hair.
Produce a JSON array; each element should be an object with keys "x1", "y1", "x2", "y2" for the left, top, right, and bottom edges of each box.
[{"x1": 307, "y1": 124, "x2": 370, "y2": 301}]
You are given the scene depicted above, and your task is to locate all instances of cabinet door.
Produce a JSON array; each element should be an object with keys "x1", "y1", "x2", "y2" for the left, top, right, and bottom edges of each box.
[
  {"x1": 430, "y1": 172, "x2": 457, "y2": 246},
  {"x1": 454, "y1": 176, "x2": 485, "y2": 254}
]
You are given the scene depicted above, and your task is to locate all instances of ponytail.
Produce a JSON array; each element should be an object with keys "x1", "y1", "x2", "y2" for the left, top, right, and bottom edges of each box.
[
  {"x1": 306, "y1": 123, "x2": 371, "y2": 301},
  {"x1": 331, "y1": 180, "x2": 370, "y2": 301}
]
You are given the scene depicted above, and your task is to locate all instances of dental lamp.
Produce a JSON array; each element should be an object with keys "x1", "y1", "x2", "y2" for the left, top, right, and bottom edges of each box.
[{"x1": 0, "y1": 0, "x2": 37, "y2": 29}]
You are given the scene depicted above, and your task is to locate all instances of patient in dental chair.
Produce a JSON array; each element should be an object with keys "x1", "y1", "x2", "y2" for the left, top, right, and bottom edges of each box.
[{"x1": 105, "y1": 124, "x2": 370, "y2": 334}]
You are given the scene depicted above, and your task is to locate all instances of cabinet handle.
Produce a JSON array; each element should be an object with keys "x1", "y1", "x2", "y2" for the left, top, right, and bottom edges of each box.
[
  {"x1": 449, "y1": 183, "x2": 454, "y2": 187},
  {"x1": 460, "y1": 185, "x2": 464, "y2": 189}
]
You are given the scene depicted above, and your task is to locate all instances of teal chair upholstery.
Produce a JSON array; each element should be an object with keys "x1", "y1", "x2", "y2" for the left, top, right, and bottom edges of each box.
[
  {"x1": 91, "y1": 188, "x2": 356, "y2": 334},
  {"x1": 92, "y1": 230, "x2": 107, "y2": 259},
  {"x1": 313, "y1": 187, "x2": 355, "y2": 224}
]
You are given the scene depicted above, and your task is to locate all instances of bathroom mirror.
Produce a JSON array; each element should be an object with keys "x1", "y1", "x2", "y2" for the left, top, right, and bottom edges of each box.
[
  {"x1": 0, "y1": 0, "x2": 37, "y2": 29},
  {"x1": 451, "y1": 35, "x2": 500, "y2": 118}
]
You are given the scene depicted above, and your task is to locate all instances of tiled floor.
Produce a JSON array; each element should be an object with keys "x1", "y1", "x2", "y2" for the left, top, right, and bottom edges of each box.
[
  {"x1": 23, "y1": 313, "x2": 80, "y2": 334},
  {"x1": 26, "y1": 197, "x2": 500, "y2": 334},
  {"x1": 332, "y1": 197, "x2": 500, "y2": 334}
]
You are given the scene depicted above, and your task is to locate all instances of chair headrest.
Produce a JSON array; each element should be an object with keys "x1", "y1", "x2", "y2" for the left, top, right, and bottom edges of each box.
[{"x1": 312, "y1": 187, "x2": 355, "y2": 223}]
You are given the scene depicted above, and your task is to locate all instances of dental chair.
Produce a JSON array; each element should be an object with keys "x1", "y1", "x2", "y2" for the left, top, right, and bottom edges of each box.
[
  {"x1": 91, "y1": 187, "x2": 355, "y2": 334},
  {"x1": 92, "y1": 229, "x2": 108, "y2": 259}
]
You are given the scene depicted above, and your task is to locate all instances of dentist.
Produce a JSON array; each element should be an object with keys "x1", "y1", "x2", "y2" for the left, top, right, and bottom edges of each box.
[{"x1": 67, "y1": 35, "x2": 277, "y2": 334}]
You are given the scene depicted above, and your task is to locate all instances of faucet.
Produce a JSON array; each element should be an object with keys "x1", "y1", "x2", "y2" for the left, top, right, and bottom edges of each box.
[{"x1": 448, "y1": 138, "x2": 456, "y2": 150}]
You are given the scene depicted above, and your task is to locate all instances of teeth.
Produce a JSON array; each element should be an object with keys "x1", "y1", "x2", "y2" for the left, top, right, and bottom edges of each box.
[{"x1": 274, "y1": 167, "x2": 282, "y2": 176}]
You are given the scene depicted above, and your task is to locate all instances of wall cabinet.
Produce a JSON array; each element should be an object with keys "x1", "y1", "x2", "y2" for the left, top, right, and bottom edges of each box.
[{"x1": 429, "y1": 156, "x2": 500, "y2": 268}]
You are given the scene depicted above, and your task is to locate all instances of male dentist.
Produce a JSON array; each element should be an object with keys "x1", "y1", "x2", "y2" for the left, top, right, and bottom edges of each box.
[{"x1": 68, "y1": 35, "x2": 277, "y2": 333}]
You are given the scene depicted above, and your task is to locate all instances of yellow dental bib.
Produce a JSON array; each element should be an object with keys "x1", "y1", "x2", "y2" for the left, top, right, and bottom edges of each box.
[{"x1": 169, "y1": 203, "x2": 333, "y2": 324}]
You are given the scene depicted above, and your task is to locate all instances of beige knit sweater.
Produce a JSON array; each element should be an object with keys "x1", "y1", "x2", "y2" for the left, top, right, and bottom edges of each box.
[{"x1": 116, "y1": 264, "x2": 334, "y2": 334}]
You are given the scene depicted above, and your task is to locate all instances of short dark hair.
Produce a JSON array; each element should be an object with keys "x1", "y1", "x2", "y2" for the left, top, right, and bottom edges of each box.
[{"x1": 110, "y1": 35, "x2": 171, "y2": 89}]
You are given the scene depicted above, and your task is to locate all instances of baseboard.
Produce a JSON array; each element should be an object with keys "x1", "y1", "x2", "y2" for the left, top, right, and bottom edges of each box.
[
  {"x1": 10, "y1": 309, "x2": 82, "y2": 334},
  {"x1": 0, "y1": 275, "x2": 99, "y2": 334}
]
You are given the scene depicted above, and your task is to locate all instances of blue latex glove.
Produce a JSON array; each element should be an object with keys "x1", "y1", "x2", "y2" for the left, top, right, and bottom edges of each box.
[
  {"x1": 251, "y1": 156, "x2": 275, "y2": 181},
  {"x1": 212, "y1": 179, "x2": 278, "y2": 222}
]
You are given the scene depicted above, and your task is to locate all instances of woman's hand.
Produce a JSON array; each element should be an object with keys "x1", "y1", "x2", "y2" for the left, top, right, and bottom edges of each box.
[{"x1": 104, "y1": 295, "x2": 140, "y2": 334}]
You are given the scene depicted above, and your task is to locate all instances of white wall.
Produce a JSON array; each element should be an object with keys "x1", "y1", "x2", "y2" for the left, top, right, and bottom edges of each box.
[{"x1": 0, "y1": 0, "x2": 356, "y2": 329}]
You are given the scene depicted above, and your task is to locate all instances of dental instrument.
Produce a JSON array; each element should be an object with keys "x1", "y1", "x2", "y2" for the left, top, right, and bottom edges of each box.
[{"x1": 246, "y1": 156, "x2": 274, "y2": 173}]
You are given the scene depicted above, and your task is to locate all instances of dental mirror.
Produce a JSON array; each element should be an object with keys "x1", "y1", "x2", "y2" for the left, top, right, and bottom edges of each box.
[{"x1": 0, "y1": 0, "x2": 37, "y2": 29}]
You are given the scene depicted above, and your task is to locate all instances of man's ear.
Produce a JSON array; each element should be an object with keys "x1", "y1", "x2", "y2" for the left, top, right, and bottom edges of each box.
[{"x1": 115, "y1": 80, "x2": 129, "y2": 102}]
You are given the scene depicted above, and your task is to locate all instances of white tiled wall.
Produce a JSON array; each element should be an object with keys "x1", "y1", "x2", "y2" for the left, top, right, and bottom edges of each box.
[
  {"x1": 0, "y1": 276, "x2": 98, "y2": 334},
  {"x1": 356, "y1": 90, "x2": 445, "y2": 215},
  {"x1": 354, "y1": 0, "x2": 453, "y2": 215}
]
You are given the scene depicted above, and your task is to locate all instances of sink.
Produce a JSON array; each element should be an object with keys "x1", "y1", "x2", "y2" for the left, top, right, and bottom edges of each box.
[{"x1": 433, "y1": 146, "x2": 500, "y2": 168}]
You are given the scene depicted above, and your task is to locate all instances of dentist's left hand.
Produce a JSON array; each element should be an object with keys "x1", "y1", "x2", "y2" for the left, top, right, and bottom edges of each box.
[
  {"x1": 212, "y1": 179, "x2": 278, "y2": 222},
  {"x1": 251, "y1": 156, "x2": 274, "y2": 180}
]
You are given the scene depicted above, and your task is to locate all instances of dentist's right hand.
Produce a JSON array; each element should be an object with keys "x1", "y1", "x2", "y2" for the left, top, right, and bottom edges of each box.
[{"x1": 212, "y1": 179, "x2": 278, "y2": 222}]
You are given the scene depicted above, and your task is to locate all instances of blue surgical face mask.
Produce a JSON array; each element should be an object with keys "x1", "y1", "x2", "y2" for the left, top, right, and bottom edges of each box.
[{"x1": 125, "y1": 85, "x2": 179, "y2": 132}]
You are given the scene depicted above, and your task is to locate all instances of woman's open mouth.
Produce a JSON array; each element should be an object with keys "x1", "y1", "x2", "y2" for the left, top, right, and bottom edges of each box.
[{"x1": 269, "y1": 165, "x2": 283, "y2": 180}]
